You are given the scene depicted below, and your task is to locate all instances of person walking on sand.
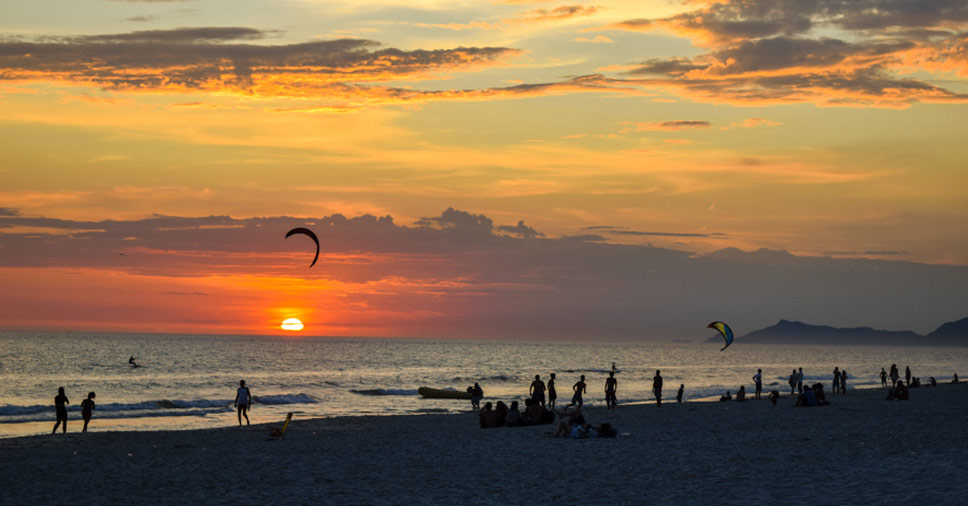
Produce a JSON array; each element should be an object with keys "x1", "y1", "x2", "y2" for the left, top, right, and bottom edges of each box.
[
  {"x1": 890, "y1": 364, "x2": 899, "y2": 388},
  {"x1": 80, "y1": 392, "x2": 96, "y2": 432},
  {"x1": 653, "y1": 370, "x2": 663, "y2": 407},
  {"x1": 52, "y1": 387, "x2": 69, "y2": 434},
  {"x1": 840, "y1": 369, "x2": 847, "y2": 394},
  {"x1": 788, "y1": 369, "x2": 797, "y2": 396},
  {"x1": 832, "y1": 367, "x2": 841, "y2": 395},
  {"x1": 547, "y1": 373, "x2": 557, "y2": 410},
  {"x1": 571, "y1": 375, "x2": 586, "y2": 407},
  {"x1": 797, "y1": 367, "x2": 804, "y2": 394},
  {"x1": 530, "y1": 375, "x2": 546, "y2": 407},
  {"x1": 234, "y1": 380, "x2": 251, "y2": 426},
  {"x1": 677, "y1": 384, "x2": 684, "y2": 403},
  {"x1": 880, "y1": 368, "x2": 888, "y2": 387},
  {"x1": 753, "y1": 369, "x2": 763, "y2": 400},
  {"x1": 605, "y1": 371, "x2": 618, "y2": 409}
]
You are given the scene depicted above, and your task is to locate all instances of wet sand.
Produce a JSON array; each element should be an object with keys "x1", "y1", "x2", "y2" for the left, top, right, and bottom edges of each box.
[{"x1": 3, "y1": 383, "x2": 966, "y2": 505}]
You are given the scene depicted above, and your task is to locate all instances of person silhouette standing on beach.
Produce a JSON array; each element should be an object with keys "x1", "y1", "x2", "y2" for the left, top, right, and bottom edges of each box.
[
  {"x1": 571, "y1": 375, "x2": 586, "y2": 406},
  {"x1": 530, "y1": 375, "x2": 546, "y2": 407},
  {"x1": 547, "y1": 373, "x2": 557, "y2": 410},
  {"x1": 470, "y1": 382, "x2": 484, "y2": 410},
  {"x1": 880, "y1": 368, "x2": 888, "y2": 387},
  {"x1": 832, "y1": 367, "x2": 840, "y2": 395},
  {"x1": 80, "y1": 392, "x2": 96, "y2": 432},
  {"x1": 234, "y1": 380, "x2": 251, "y2": 426},
  {"x1": 905, "y1": 366, "x2": 912, "y2": 387},
  {"x1": 605, "y1": 371, "x2": 617, "y2": 409},
  {"x1": 652, "y1": 370, "x2": 663, "y2": 407},
  {"x1": 788, "y1": 369, "x2": 797, "y2": 396},
  {"x1": 840, "y1": 369, "x2": 847, "y2": 394},
  {"x1": 52, "y1": 387, "x2": 69, "y2": 434},
  {"x1": 677, "y1": 384, "x2": 684, "y2": 403},
  {"x1": 890, "y1": 364, "x2": 899, "y2": 387},
  {"x1": 797, "y1": 367, "x2": 804, "y2": 394},
  {"x1": 753, "y1": 369, "x2": 763, "y2": 400}
]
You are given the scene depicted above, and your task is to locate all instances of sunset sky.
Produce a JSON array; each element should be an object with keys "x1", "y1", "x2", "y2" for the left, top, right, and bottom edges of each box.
[{"x1": 2, "y1": 0, "x2": 967, "y2": 338}]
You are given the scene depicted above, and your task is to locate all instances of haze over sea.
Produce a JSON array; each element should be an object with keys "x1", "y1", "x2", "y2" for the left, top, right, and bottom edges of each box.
[{"x1": 3, "y1": 331, "x2": 966, "y2": 438}]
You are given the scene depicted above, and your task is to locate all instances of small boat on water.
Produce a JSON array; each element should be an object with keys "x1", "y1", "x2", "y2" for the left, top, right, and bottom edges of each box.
[{"x1": 418, "y1": 387, "x2": 472, "y2": 399}]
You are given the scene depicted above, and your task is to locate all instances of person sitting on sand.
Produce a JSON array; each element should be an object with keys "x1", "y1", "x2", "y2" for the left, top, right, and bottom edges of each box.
[
  {"x1": 677, "y1": 384, "x2": 684, "y2": 403},
  {"x1": 52, "y1": 387, "x2": 69, "y2": 434},
  {"x1": 81, "y1": 392, "x2": 96, "y2": 433},
  {"x1": 768, "y1": 390, "x2": 779, "y2": 405},
  {"x1": 506, "y1": 401, "x2": 521, "y2": 427},
  {"x1": 735, "y1": 385, "x2": 746, "y2": 401},
  {"x1": 479, "y1": 402, "x2": 494, "y2": 428},
  {"x1": 234, "y1": 380, "x2": 251, "y2": 426},
  {"x1": 795, "y1": 386, "x2": 818, "y2": 407},
  {"x1": 524, "y1": 398, "x2": 543, "y2": 425},
  {"x1": 494, "y1": 401, "x2": 508, "y2": 428},
  {"x1": 812, "y1": 384, "x2": 830, "y2": 406},
  {"x1": 929, "y1": 377, "x2": 937, "y2": 387},
  {"x1": 719, "y1": 391, "x2": 731, "y2": 402},
  {"x1": 567, "y1": 422, "x2": 618, "y2": 439},
  {"x1": 887, "y1": 381, "x2": 909, "y2": 401},
  {"x1": 554, "y1": 405, "x2": 585, "y2": 437}
]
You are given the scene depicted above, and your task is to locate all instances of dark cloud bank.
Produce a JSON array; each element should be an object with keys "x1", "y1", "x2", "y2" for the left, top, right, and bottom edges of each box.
[{"x1": 1, "y1": 208, "x2": 966, "y2": 339}]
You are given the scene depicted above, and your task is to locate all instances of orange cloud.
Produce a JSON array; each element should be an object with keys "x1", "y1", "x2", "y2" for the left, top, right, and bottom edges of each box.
[
  {"x1": 722, "y1": 117, "x2": 782, "y2": 130},
  {"x1": 0, "y1": 29, "x2": 521, "y2": 103},
  {"x1": 573, "y1": 35, "x2": 614, "y2": 44},
  {"x1": 507, "y1": 5, "x2": 600, "y2": 24},
  {"x1": 632, "y1": 120, "x2": 711, "y2": 131}
]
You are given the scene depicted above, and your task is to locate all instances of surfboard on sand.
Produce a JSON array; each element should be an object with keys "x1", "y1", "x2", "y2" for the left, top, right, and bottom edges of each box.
[{"x1": 418, "y1": 387, "x2": 472, "y2": 399}]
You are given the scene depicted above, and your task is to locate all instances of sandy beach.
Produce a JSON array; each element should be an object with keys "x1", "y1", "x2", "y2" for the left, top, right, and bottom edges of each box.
[{"x1": 3, "y1": 383, "x2": 966, "y2": 505}]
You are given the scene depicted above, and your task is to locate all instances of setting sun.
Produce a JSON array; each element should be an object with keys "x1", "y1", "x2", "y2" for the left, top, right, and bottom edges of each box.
[{"x1": 281, "y1": 318, "x2": 304, "y2": 331}]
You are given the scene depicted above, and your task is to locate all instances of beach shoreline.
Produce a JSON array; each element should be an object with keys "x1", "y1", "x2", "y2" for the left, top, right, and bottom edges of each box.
[{"x1": 4, "y1": 382, "x2": 966, "y2": 504}]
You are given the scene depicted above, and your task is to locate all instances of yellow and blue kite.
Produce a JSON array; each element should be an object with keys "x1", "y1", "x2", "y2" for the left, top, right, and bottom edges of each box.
[{"x1": 708, "y1": 321, "x2": 734, "y2": 351}]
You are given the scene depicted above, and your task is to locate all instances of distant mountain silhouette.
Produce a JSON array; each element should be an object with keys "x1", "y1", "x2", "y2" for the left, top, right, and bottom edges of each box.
[
  {"x1": 705, "y1": 317, "x2": 968, "y2": 346},
  {"x1": 926, "y1": 317, "x2": 968, "y2": 345}
]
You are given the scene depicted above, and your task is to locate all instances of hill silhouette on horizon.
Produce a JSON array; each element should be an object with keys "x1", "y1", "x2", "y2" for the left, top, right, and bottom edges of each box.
[{"x1": 705, "y1": 317, "x2": 968, "y2": 346}]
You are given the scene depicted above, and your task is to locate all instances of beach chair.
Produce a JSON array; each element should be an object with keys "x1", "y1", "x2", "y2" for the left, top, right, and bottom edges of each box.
[{"x1": 268, "y1": 412, "x2": 293, "y2": 440}]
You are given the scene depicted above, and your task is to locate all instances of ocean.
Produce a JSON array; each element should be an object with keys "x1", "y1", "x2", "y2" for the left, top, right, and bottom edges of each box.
[{"x1": 2, "y1": 331, "x2": 966, "y2": 438}]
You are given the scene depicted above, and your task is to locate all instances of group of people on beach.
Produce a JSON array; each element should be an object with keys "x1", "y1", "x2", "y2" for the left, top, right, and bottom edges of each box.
[
  {"x1": 49, "y1": 378, "x2": 253, "y2": 434},
  {"x1": 50, "y1": 387, "x2": 97, "y2": 434}
]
